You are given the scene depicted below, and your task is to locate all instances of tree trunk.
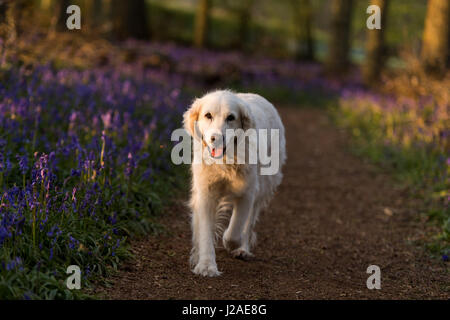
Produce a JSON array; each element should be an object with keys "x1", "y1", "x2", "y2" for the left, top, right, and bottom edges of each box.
[
  {"x1": 448, "y1": 17, "x2": 450, "y2": 67},
  {"x1": 421, "y1": 0, "x2": 449, "y2": 76},
  {"x1": 194, "y1": 0, "x2": 210, "y2": 47},
  {"x1": 363, "y1": 0, "x2": 389, "y2": 85},
  {"x1": 92, "y1": 0, "x2": 103, "y2": 27},
  {"x1": 81, "y1": 0, "x2": 92, "y2": 32},
  {"x1": 0, "y1": 0, "x2": 33, "y2": 36},
  {"x1": 40, "y1": 0, "x2": 52, "y2": 10},
  {"x1": 111, "y1": 0, "x2": 150, "y2": 40},
  {"x1": 56, "y1": 0, "x2": 69, "y2": 31},
  {"x1": 292, "y1": 0, "x2": 315, "y2": 60},
  {"x1": 236, "y1": 0, "x2": 254, "y2": 50},
  {"x1": 77, "y1": 0, "x2": 103, "y2": 33},
  {"x1": 326, "y1": 0, "x2": 354, "y2": 74},
  {"x1": 0, "y1": 1, "x2": 7, "y2": 24}
]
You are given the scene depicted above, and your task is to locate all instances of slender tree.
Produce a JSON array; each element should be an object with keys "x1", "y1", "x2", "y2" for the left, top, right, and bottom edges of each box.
[
  {"x1": 291, "y1": 0, "x2": 315, "y2": 60},
  {"x1": 225, "y1": 0, "x2": 255, "y2": 50},
  {"x1": 421, "y1": 0, "x2": 449, "y2": 75},
  {"x1": 0, "y1": 1, "x2": 7, "y2": 24},
  {"x1": 0, "y1": 0, "x2": 9, "y2": 49},
  {"x1": 363, "y1": 0, "x2": 389, "y2": 85},
  {"x1": 111, "y1": 0, "x2": 150, "y2": 40},
  {"x1": 81, "y1": 0, "x2": 93, "y2": 32},
  {"x1": 0, "y1": 0, "x2": 9, "y2": 67},
  {"x1": 79, "y1": 0, "x2": 104, "y2": 33},
  {"x1": 56, "y1": 0, "x2": 70, "y2": 31},
  {"x1": 92, "y1": 0, "x2": 103, "y2": 28},
  {"x1": 237, "y1": 0, "x2": 254, "y2": 50},
  {"x1": 448, "y1": 17, "x2": 450, "y2": 67},
  {"x1": 3, "y1": 0, "x2": 32, "y2": 38},
  {"x1": 194, "y1": 0, "x2": 210, "y2": 47},
  {"x1": 326, "y1": 0, "x2": 354, "y2": 74},
  {"x1": 40, "y1": 0, "x2": 51, "y2": 10}
]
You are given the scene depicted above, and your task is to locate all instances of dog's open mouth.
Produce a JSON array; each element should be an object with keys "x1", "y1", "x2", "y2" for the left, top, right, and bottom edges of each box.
[{"x1": 207, "y1": 145, "x2": 225, "y2": 159}]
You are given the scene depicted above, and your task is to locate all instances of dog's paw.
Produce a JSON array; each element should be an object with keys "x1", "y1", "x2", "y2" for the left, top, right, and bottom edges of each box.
[
  {"x1": 231, "y1": 248, "x2": 254, "y2": 260},
  {"x1": 222, "y1": 232, "x2": 241, "y2": 252},
  {"x1": 189, "y1": 249, "x2": 199, "y2": 268},
  {"x1": 192, "y1": 261, "x2": 222, "y2": 277}
]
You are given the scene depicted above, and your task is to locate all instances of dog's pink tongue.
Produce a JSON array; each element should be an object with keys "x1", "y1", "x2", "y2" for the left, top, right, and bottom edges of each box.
[{"x1": 212, "y1": 147, "x2": 223, "y2": 158}]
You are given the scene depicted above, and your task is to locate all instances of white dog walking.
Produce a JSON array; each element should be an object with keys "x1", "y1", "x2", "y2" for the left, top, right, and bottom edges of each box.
[{"x1": 183, "y1": 90, "x2": 286, "y2": 276}]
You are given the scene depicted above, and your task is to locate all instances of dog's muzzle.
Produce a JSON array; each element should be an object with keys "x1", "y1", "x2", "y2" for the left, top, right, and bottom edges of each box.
[{"x1": 202, "y1": 137, "x2": 226, "y2": 159}]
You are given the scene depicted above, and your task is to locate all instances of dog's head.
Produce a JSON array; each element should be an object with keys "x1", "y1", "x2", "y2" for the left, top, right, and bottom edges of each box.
[{"x1": 183, "y1": 90, "x2": 254, "y2": 160}]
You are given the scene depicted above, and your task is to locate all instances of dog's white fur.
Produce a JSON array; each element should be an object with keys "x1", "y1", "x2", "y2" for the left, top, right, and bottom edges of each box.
[{"x1": 183, "y1": 90, "x2": 286, "y2": 276}]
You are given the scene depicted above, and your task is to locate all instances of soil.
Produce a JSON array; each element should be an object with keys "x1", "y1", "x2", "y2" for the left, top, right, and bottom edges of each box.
[{"x1": 95, "y1": 107, "x2": 449, "y2": 299}]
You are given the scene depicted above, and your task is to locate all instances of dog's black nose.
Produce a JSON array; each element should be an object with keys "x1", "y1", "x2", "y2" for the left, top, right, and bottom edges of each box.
[{"x1": 210, "y1": 133, "x2": 222, "y2": 143}]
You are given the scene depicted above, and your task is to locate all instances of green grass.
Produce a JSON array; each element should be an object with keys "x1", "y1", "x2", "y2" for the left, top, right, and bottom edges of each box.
[{"x1": 330, "y1": 104, "x2": 449, "y2": 256}]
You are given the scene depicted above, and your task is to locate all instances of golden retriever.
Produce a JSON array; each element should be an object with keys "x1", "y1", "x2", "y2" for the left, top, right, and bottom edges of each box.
[{"x1": 183, "y1": 90, "x2": 286, "y2": 276}]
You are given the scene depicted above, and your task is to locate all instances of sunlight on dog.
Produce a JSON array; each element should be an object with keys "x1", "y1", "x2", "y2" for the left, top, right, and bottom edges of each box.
[{"x1": 183, "y1": 90, "x2": 286, "y2": 277}]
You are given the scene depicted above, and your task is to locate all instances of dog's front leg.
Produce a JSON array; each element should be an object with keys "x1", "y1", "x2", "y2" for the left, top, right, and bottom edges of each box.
[
  {"x1": 191, "y1": 192, "x2": 221, "y2": 277},
  {"x1": 223, "y1": 192, "x2": 255, "y2": 259}
]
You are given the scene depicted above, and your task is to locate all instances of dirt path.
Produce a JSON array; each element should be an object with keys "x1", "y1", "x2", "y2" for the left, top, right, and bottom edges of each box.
[{"x1": 96, "y1": 107, "x2": 449, "y2": 299}]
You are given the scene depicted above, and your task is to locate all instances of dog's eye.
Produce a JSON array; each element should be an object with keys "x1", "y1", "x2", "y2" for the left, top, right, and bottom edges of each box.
[
  {"x1": 226, "y1": 114, "x2": 235, "y2": 122},
  {"x1": 205, "y1": 113, "x2": 212, "y2": 120}
]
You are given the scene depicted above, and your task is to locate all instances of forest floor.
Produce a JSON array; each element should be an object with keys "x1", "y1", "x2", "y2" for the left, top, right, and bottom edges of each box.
[{"x1": 94, "y1": 106, "x2": 449, "y2": 299}]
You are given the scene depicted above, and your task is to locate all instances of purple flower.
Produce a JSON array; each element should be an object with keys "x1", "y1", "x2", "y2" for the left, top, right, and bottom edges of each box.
[
  {"x1": 16, "y1": 154, "x2": 29, "y2": 175},
  {"x1": 68, "y1": 235, "x2": 79, "y2": 250},
  {"x1": 23, "y1": 292, "x2": 32, "y2": 300},
  {"x1": 70, "y1": 169, "x2": 81, "y2": 177},
  {"x1": 109, "y1": 212, "x2": 117, "y2": 225},
  {"x1": 125, "y1": 152, "x2": 136, "y2": 177},
  {"x1": 0, "y1": 153, "x2": 11, "y2": 173},
  {"x1": 6, "y1": 257, "x2": 23, "y2": 271},
  {"x1": 0, "y1": 226, "x2": 11, "y2": 245},
  {"x1": 46, "y1": 225, "x2": 61, "y2": 238}
]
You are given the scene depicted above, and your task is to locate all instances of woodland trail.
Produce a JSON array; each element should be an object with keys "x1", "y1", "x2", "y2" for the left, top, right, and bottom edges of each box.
[{"x1": 95, "y1": 107, "x2": 449, "y2": 299}]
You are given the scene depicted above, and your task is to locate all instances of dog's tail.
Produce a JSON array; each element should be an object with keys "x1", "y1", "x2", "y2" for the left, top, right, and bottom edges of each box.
[{"x1": 214, "y1": 196, "x2": 233, "y2": 243}]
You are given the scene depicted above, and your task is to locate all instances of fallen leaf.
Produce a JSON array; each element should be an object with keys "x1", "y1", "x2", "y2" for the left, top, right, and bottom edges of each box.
[{"x1": 383, "y1": 207, "x2": 394, "y2": 216}]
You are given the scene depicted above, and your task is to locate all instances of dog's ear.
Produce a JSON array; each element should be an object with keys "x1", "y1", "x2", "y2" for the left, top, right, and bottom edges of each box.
[
  {"x1": 183, "y1": 98, "x2": 202, "y2": 138},
  {"x1": 239, "y1": 101, "x2": 255, "y2": 131}
]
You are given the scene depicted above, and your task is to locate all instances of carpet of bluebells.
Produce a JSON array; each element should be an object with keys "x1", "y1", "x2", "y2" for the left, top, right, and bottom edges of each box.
[
  {"x1": 335, "y1": 85, "x2": 449, "y2": 254},
  {"x1": 0, "y1": 56, "x2": 188, "y2": 299},
  {"x1": 0, "y1": 38, "x2": 448, "y2": 299}
]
